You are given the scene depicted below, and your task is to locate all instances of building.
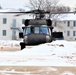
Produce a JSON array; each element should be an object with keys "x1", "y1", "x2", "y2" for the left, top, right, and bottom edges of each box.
[
  {"x1": 52, "y1": 14, "x2": 76, "y2": 41},
  {"x1": 0, "y1": 9, "x2": 76, "y2": 41},
  {"x1": 0, "y1": 9, "x2": 33, "y2": 40}
]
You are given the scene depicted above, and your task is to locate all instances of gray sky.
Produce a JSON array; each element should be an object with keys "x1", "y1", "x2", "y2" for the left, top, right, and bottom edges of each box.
[
  {"x1": 0, "y1": 0, "x2": 29, "y2": 9},
  {"x1": 0, "y1": 0, "x2": 76, "y2": 9},
  {"x1": 59, "y1": 0, "x2": 76, "y2": 7}
]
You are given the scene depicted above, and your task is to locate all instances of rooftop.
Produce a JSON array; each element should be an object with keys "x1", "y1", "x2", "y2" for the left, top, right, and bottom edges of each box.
[{"x1": 0, "y1": 9, "x2": 76, "y2": 20}]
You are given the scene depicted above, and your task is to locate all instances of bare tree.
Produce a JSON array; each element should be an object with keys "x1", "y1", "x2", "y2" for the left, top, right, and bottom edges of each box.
[
  {"x1": 26, "y1": 0, "x2": 70, "y2": 18},
  {"x1": 25, "y1": 0, "x2": 70, "y2": 30},
  {"x1": 27, "y1": 0, "x2": 59, "y2": 10}
]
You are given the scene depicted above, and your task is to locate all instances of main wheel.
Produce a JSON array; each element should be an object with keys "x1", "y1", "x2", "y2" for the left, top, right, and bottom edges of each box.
[
  {"x1": 20, "y1": 42, "x2": 26, "y2": 50},
  {"x1": 49, "y1": 36, "x2": 52, "y2": 42}
]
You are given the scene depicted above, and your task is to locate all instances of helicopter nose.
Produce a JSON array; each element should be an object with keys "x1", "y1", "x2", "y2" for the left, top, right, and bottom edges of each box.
[{"x1": 27, "y1": 34, "x2": 47, "y2": 45}]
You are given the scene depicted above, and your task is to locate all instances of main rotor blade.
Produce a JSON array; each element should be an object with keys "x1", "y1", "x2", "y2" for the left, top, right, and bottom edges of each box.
[
  {"x1": 0, "y1": 9, "x2": 76, "y2": 14},
  {"x1": 0, "y1": 11, "x2": 31, "y2": 14},
  {"x1": 50, "y1": 11, "x2": 76, "y2": 14}
]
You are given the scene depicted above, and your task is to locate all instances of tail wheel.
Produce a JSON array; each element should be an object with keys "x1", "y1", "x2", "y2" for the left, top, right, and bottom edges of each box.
[{"x1": 20, "y1": 42, "x2": 26, "y2": 50}]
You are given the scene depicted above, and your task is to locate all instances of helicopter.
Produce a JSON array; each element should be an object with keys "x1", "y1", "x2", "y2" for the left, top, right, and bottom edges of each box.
[
  {"x1": 19, "y1": 10, "x2": 54, "y2": 50},
  {"x1": 0, "y1": 9, "x2": 65, "y2": 50}
]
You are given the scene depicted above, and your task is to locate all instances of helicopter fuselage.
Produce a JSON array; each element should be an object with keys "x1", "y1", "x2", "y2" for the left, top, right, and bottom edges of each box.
[
  {"x1": 23, "y1": 25, "x2": 52, "y2": 45},
  {"x1": 19, "y1": 19, "x2": 53, "y2": 49}
]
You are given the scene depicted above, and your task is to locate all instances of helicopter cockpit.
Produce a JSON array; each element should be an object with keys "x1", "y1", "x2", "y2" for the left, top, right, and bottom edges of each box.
[{"x1": 24, "y1": 25, "x2": 51, "y2": 35}]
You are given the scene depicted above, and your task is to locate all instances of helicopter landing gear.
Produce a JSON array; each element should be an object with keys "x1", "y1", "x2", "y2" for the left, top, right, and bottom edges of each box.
[{"x1": 20, "y1": 42, "x2": 26, "y2": 50}]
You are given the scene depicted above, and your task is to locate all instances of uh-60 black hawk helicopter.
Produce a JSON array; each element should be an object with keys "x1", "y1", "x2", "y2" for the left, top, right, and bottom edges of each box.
[
  {"x1": 19, "y1": 10, "x2": 55, "y2": 50},
  {"x1": 0, "y1": 9, "x2": 64, "y2": 50},
  {"x1": 19, "y1": 13, "x2": 53, "y2": 49}
]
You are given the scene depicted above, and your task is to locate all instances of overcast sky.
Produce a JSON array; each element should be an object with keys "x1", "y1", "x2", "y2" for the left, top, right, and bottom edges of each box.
[
  {"x1": 0, "y1": 0, "x2": 29, "y2": 9},
  {"x1": 0, "y1": 0, "x2": 76, "y2": 10}
]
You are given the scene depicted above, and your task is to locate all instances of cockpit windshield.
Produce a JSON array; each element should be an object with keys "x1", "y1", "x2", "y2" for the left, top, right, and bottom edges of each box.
[
  {"x1": 24, "y1": 26, "x2": 49, "y2": 35},
  {"x1": 25, "y1": 27, "x2": 31, "y2": 34},
  {"x1": 40, "y1": 27, "x2": 49, "y2": 34}
]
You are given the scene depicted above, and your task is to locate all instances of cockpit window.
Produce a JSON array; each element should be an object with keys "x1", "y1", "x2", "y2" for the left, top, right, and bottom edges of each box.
[
  {"x1": 40, "y1": 27, "x2": 49, "y2": 34},
  {"x1": 34, "y1": 27, "x2": 39, "y2": 33},
  {"x1": 25, "y1": 27, "x2": 31, "y2": 34},
  {"x1": 24, "y1": 26, "x2": 49, "y2": 35}
]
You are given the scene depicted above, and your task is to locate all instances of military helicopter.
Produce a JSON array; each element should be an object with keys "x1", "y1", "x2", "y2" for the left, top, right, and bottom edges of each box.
[
  {"x1": 19, "y1": 10, "x2": 54, "y2": 49},
  {"x1": 0, "y1": 9, "x2": 65, "y2": 50}
]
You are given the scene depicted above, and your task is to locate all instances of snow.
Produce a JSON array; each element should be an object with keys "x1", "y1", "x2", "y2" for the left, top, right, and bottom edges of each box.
[
  {"x1": 0, "y1": 40, "x2": 21, "y2": 47},
  {"x1": 0, "y1": 40, "x2": 76, "y2": 66},
  {"x1": 0, "y1": 9, "x2": 11, "y2": 12},
  {"x1": 0, "y1": 9, "x2": 19, "y2": 16},
  {"x1": 59, "y1": 14, "x2": 76, "y2": 20},
  {"x1": 0, "y1": 9, "x2": 34, "y2": 19},
  {"x1": 60, "y1": 71, "x2": 75, "y2": 75}
]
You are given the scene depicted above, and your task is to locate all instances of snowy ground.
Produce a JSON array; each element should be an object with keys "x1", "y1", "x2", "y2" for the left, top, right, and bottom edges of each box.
[
  {"x1": 0, "y1": 40, "x2": 76, "y2": 66},
  {"x1": 0, "y1": 40, "x2": 20, "y2": 47},
  {"x1": 0, "y1": 40, "x2": 76, "y2": 75},
  {"x1": 0, "y1": 66, "x2": 76, "y2": 75}
]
